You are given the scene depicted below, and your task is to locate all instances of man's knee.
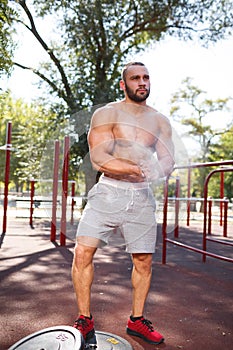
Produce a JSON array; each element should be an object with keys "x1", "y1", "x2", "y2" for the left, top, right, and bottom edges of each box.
[
  {"x1": 132, "y1": 253, "x2": 153, "y2": 272},
  {"x1": 73, "y1": 243, "x2": 96, "y2": 269}
]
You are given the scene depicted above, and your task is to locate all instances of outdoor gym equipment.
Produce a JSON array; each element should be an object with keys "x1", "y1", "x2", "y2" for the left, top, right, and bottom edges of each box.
[
  {"x1": 162, "y1": 160, "x2": 233, "y2": 264},
  {"x1": 1, "y1": 121, "x2": 12, "y2": 236}
]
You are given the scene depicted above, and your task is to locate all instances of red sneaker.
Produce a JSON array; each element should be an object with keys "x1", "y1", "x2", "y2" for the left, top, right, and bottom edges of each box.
[
  {"x1": 126, "y1": 316, "x2": 164, "y2": 345},
  {"x1": 73, "y1": 315, "x2": 97, "y2": 348}
]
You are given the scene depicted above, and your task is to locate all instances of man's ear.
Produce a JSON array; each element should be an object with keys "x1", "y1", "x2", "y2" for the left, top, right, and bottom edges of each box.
[{"x1": 119, "y1": 80, "x2": 125, "y2": 91}]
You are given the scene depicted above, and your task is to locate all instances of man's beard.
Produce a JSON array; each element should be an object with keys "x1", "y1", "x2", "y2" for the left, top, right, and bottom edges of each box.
[{"x1": 125, "y1": 83, "x2": 150, "y2": 102}]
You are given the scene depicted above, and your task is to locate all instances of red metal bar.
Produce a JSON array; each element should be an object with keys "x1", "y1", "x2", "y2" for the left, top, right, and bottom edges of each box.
[
  {"x1": 223, "y1": 197, "x2": 228, "y2": 238},
  {"x1": 207, "y1": 197, "x2": 212, "y2": 235},
  {"x1": 203, "y1": 187, "x2": 208, "y2": 263},
  {"x1": 187, "y1": 167, "x2": 191, "y2": 226},
  {"x1": 202, "y1": 167, "x2": 233, "y2": 262},
  {"x1": 2, "y1": 122, "x2": 12, "y2": 234},
  {"x1": 71, "y1": 181, "x2": 75, "y2": 225},
  {"x1": 207, "y1": 237, "x2": 233, "y2": 247},
  {"x1": 50, "y1": 140, "x2": 60, "y2": 242},
  {"x1": 174, "y1": 177, "x2": 180, "y2": 238},
  {"x1": 163, "y1": 163, "x2": 233, "y2": 264},
  {"x1": 166, "y1": 238, "x2": 233, "y2": 263},
  {"x1": 60, "y1": 136, "x2": 70, "y2": 246},
  {"x1": 220, "y1": 172, "x2": 224, "y2": 226},
  {"x1": 162, "y1": 177, "x2": 169, "y2": 264},
  {"x1": 175, "y1": 160, "x2": 233, "y2": 170},
  {"x1": 29, "y1": 180, "x2": 35, "y2": 228}
]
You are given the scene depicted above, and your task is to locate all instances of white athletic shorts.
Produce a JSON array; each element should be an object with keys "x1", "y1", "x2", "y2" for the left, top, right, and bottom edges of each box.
[{"x1": 76, "y1": 175, "x2": 157, "y2": 253}]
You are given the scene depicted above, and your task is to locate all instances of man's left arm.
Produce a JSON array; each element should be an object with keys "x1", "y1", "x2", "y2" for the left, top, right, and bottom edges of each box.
[
  {"x1": 155, "y1": 120, "x2": 175, "y2": 178},
  {"x1": 139, "y1": 118, "x2": 175, "y2": 182}
]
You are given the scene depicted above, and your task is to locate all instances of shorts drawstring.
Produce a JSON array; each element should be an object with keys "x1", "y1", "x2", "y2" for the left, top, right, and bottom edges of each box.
[{"x1": 126, "y1": 189, "x2": 135, "y2": 211}]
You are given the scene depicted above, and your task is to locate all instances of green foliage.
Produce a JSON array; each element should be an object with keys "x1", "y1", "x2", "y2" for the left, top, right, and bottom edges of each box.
[
  {"x1": 7, "y1": 0, "x2": 233, "y2": 112},
  {"x1": 4, "y1": 0, "x2": 233, "y2": 193},
  {"x1": 170, "y1": 77, "x2": 232, "y2": 162},
  {"x1": 208, "y1": 126, "x2": 233, "y2": 199},
  {"x1": 170, "y1": 77, "x2": 233, "y2": 198},
  {"x1": 0, "y1": 91, "x2": 65, "y2": 190},
  {"x1": 0, "y1": 0, "x2": 16, "y2": 76}
]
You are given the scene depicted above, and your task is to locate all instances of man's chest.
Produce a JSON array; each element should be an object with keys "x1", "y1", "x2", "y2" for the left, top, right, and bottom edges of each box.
[{"x1": 113, "y1": 121, "x2": 158, "y2": 147}]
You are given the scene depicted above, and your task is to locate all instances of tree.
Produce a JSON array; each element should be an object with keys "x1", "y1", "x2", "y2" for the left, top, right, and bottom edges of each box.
[
  {"x1": 170, "y1": 77, "x2": 232, "y2": 161},
  {"x1": 8, "y1": 0, "x2": 233, "y2": 111},
  {"x1": 0, "y1": 91, "x2": 25, "y2": 190},
  {"x1": 0, "y1": 91, "x2": 63, "y2": 191},
  {"x1": 170, "y1": 77, "x2": 232, "y2": 197},
  {"x1": 6, "y1": 0, "x2": 233, "y2": 193},
  {"x1": 0, "y1": 0, "x2": 16, "y2": 76},
  {"x1": 208, "y1": 126, "x2": 233, "y2": 199}
]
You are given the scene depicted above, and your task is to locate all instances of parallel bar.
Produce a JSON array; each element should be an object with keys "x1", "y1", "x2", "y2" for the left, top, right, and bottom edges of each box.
[
  {"x1": 175, "y1": 160, "x2": 233, "y2": 170},
  {"x1": 166, "y1": 238, "x2": 233, "y2": 263},
  {"x1": 223, "y1": 198, "x2": 228, "y2": 237},
  {"x1": 2, "y1": 122, "x2": 12, "y2": 235},
  {"x1": 71, "y1": 181, "x2": 75, "y2": 225},
  {"x1": 162, "y1": 163, "x2": 233, "y2": 264},
  {"x1": 207, "y1": 197, "x2": 212, "y2": 235},
  {"x1": 162, "y1": 178, "x2": 169, "y2": 264},
  {"x1": 51, "y1": 140, "x2": 60, "y2": 242},
  {"x1": 202, "y1": 167, "x2": 233, "y2": 262},
  {"x1": 206, "y1": 237, "x2": 233, "y2": 247},
  {"x1": 29, "y1": 180, "x2": 35, "y2": 228},
  {"x1": 174, "y1": 177, "x2": 180, "y2": 238},
  {"x1": 187, "y1": 167, "x2": 191, "y2": 226},
  {"x1": 60, "y1": 136, "x2": 70, "y2": 246},
  {"x1": 220, "y1": 172, "x2": 224, "y2": 226}
]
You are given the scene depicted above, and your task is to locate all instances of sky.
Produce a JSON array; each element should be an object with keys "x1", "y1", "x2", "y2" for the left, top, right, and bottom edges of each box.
[
  {"x1": 3, "y1": 32, "x2": 233, "y2": 162},
  {"x1": 2, "y1": 15, "x2": 233, "y2": 158},
  {"x1": 136, "y1": 37, "x2": 233, "y2": 119},
  {"x1": 5, "y1": 34, "x2": 233, "y2": 120},
  {"x1": 3, "y1": 0, "x2": 233, "y2": 124}
]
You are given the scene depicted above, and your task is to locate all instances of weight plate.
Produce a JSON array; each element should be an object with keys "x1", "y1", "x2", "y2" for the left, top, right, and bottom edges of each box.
[
  {"x1": 8, "y1": 325, "x2": 84, "y2": 350},
  {"x1": 86, "y1": 331, "x2": 133, "y2": 350},
  {"x1": 8, "y1": 327, "x2": 133, "y2": 350}
]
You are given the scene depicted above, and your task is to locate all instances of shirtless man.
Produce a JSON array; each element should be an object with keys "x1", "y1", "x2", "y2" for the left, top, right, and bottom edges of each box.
[{"x1": 72, "y1": 62, "x2": 174, "y2": 347}]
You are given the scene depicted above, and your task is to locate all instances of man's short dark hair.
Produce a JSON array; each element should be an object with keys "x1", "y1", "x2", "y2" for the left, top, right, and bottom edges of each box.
[{"x1": 121, "y1": 62, "x2": 145, "y2": 82}]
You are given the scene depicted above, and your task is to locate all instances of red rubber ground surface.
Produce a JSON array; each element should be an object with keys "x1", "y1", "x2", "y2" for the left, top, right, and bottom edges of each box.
[{"x1": 0, "y1": 218, "x2": 232, "y2": 350}]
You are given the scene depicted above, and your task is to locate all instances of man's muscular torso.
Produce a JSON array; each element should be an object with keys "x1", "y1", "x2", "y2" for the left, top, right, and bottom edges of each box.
[{"x1": 88, "y1": 101, "x2": 174, "y2": 182}]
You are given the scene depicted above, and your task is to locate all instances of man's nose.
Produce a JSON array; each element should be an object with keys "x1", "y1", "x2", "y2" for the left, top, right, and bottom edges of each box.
[{"x1": 138, "y1": 78, "x2": 146, "y2": 85}]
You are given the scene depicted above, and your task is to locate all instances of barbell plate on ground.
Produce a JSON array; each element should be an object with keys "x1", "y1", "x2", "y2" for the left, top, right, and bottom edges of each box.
[
  {"x1": 8, "y1": 325, "x2": 84, "y2": 350},
  {"x1": 85, "y1": 331, "x2": 133, "y2": 350}
]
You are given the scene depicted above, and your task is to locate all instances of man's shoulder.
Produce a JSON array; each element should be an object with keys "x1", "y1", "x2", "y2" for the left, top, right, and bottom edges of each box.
[
  {"x1": 91, "y1": 102, "x2": 119, "y2": 126},
  {"x1": 93, "y1": 101, "x2": 121, "y2": 114},
  {"x1": 147, "y1": 106, "x2": 171, "y2": 124}
]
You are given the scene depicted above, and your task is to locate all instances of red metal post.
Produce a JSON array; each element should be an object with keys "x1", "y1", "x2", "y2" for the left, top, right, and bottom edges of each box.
[
  {"x1": 2, "y1": 122, "x2": 12, "y2": 234},
  {"x1": 187, "y1": 167, "x2": 191, "y2": 226},
  {"x1": 162, "y1": 163, "x2": 233, "y2": 264},
  {"x1": 29, "y1": 180, "x2": 35, "y2": 228},
  {"x1": 223, "y1": 197, "x2": 228, "y2": 238},
  {"x1": 202, "y1": 168, "x2": 233, "y2": 262},
  {"x1": 174, "y1": 177, "x2": 180, "y2": 238},
  {"x1": 202, "y1": 176, "x2": 209, "y2": 263},
  {"x1": 60, "y1": 136, "x2": 69, "y2": 246},
  {"x1": 220, "y1": 172, "x2": 224, "y2": 226},
  {"x1": 162, "y1": 177, "x2": 169, "y2": 264},
  {"x1": 71, "y1": 181, "x2": 75, "y2": 225},
  {"x1": 50, "y1": 140, "x2": 60, "y2": 242},
  {"x1": 207, "y1": 197, "x2": 212, "y2": 235}
]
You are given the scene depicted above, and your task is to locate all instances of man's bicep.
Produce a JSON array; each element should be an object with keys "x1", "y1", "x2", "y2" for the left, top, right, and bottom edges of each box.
[
  {"x1": 156, "y1": 126, "x2": 174, "y2": 159},
  {"x1": 88, "y1": 125, "x2": 114, "y2": 150},
  {"x1": 88, "y1": 126, "x2": 115, "y2": 168}
]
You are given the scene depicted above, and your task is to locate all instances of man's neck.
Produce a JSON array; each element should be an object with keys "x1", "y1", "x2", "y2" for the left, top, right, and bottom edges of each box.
[{"x1": 123, "y1": 97, "x2": 147, "y2": 106}]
